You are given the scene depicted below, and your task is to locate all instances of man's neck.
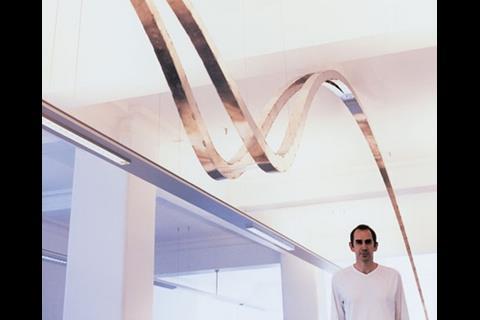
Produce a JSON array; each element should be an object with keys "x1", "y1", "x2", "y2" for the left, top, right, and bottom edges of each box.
[{"x1": 353, "y1": 261, "x2": 378, "y2": 274}]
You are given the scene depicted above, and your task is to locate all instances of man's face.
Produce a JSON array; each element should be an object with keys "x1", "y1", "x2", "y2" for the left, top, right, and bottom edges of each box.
[{"x1": 350, "y1": 229, "x2": 377, "y2": 263}]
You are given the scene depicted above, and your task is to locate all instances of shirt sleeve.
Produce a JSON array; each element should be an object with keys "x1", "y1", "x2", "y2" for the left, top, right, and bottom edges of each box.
[
  {"x1": 395, "y1": 272, "x2": 409, "y2": 320},
  {"x1": 331, "y1": 279, "x2": 345, "y2": 320}
]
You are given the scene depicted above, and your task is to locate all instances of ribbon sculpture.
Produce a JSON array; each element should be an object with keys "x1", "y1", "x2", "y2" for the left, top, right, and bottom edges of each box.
[{"x1": 130, "y1": 1, "x2": 429, "y2": 318}]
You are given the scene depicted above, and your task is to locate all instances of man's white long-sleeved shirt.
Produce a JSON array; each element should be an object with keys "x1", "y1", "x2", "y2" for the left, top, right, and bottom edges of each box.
[{"x1": 331, "y1": 264, "x2": 409, "y2": 320}]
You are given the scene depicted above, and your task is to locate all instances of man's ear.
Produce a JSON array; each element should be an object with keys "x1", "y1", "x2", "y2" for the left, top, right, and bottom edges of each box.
[
  {"x1": 373, "y1": 242, "x2": 378, "y2": 251},
  {"x1": 349, "y1": 242, "x2": 354, "y2": 251}
]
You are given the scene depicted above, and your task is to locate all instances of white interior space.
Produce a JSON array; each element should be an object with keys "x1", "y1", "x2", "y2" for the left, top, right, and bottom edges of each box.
[{"x1": 42, "y1": 0, "x2": 436, "y2": 319}]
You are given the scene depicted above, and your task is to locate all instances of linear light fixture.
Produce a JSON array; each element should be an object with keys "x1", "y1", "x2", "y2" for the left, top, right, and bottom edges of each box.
[
  {"x1": 42, "y1": 116, "x2": 130, "y2": 166},
  {"x1": 246, "y1": 226, "x2": 295, "y2": 251},
  {"x1": 42, "y1": 255, "x2": 67, "y2": 265},
  {"x1": 154, "y1": 279, "x2": 177, "y2": 290}
]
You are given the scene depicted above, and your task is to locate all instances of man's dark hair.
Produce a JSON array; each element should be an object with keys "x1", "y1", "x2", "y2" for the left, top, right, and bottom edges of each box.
[{"x1": 350, "y1": 224, "x2": 377, "y2": 244}]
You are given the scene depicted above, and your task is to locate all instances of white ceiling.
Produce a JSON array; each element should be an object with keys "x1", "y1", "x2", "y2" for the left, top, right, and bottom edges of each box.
[
  {"x1": 42, "y1": 0, "x2": 436, "y2": 268},
  {"x1": 42, "y1": 0, "x2": 436, "y2": 106}
]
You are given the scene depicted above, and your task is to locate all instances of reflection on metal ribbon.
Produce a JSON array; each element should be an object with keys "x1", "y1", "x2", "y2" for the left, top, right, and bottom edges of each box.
[{"x1": 130, "y1": 1, "x2": 429, "y2": 318}]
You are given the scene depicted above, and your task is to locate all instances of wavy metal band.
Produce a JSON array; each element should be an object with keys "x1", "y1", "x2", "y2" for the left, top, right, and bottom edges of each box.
[{"x1": 130, "y1": 0, "x2": 429, "y2": 318}]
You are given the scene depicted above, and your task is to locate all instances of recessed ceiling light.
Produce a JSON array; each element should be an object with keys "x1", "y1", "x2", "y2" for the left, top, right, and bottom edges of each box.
[{"x1": 42, "y1": 116, "x2": 130, "y2": 166}]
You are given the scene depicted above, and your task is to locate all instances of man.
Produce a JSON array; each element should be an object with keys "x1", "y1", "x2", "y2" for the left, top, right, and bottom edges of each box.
[{"x1": 331, "y1": 224, "x2": 409, "y2": 320}]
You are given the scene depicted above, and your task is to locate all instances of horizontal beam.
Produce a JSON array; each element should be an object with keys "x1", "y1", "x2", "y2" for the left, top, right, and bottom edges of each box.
[{"x1": 42, "y1": 100, "x2": 340, "y2": 273}]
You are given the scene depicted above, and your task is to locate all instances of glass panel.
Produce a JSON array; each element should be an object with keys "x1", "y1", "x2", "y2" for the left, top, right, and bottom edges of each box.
[
  {"x1": 153, "y1": 195, "x2": 284, "y2": 319},
  {"x1": 154, "y1": 266, "x2": 283, "y2": 319},
  {"x1": 42, "y1": 129, "x2": 74, "y2": 320}
]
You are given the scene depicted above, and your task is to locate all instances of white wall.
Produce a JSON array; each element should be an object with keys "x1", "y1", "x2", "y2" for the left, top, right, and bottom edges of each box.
[{"x1": 378, "y1": 254, "x2": 437, "y2": 320}]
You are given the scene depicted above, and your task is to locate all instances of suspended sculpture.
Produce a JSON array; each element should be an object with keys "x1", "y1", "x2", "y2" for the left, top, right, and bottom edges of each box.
[{"x1": 130, "y1": 1, "x2": 429, "y2": 319}]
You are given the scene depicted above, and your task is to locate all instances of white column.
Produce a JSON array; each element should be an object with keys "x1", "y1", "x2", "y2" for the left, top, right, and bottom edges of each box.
[
  {"x1": 62, "y1": 148, "x2": 156, "y2": 320},
  {"x1": 280, "y1": 254, "x2": 321, "y2": 320}
]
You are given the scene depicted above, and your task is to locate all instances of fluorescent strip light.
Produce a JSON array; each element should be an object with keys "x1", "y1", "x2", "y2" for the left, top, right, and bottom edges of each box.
[
  {"x1": 42, "y1": 255, "x2": 67, "y2": 265},
  {"x1": 42, "y1": 117, "x2": 130, "y2": 166},
  {"x1": 246, "y1": 226, "x2": 295, "y2": 251},
  {"x1": 154, "y1": 280, "x2": 177, "y2": 290}
]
